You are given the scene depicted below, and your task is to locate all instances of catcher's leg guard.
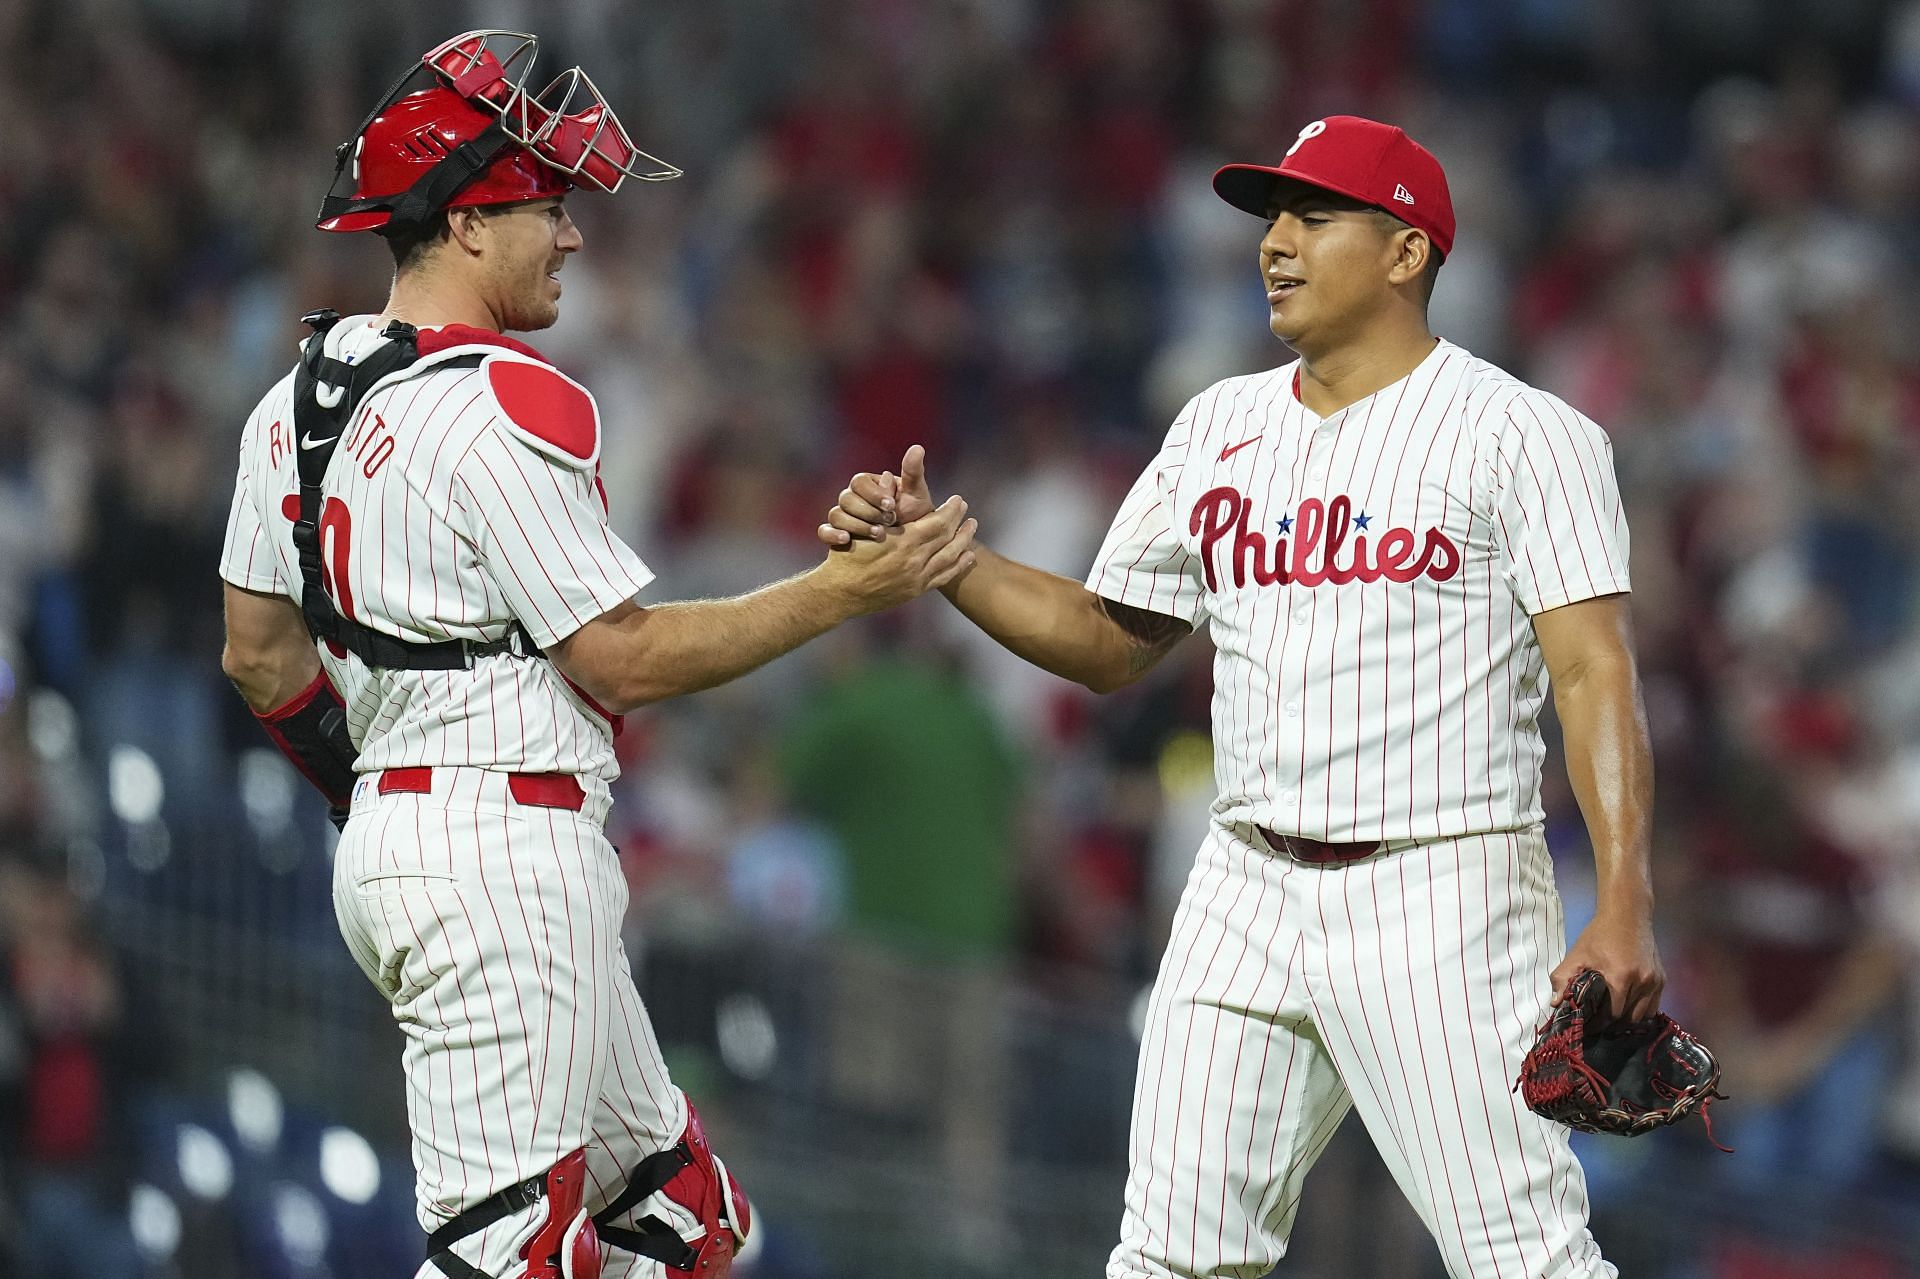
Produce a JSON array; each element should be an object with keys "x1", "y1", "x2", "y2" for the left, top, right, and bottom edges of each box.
[
  {"x1": 427, "y1": 1149, "x2": 601, "y2": 1279},
  {"x1": 520, "y1": 1151, "x2": 600, "y2": 1279},
  {"x1": 594, "y1": 1100, "x2": 750, "y2": 1275}
]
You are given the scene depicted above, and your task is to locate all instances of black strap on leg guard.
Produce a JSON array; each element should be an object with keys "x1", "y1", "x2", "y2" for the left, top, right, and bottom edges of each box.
[
  {"x1": 425, "y1": 1140, "x2": 703, "y2": 1278},
  {"x1": 593, "y1": 1142, "x2": 699, "y2": 1269},
  {"x1": 425, "y1": 1170, "x2": 549, "y2": 1279},
  {"x1": 289, "y1": 309, "x2": 543, "y2": 671}
]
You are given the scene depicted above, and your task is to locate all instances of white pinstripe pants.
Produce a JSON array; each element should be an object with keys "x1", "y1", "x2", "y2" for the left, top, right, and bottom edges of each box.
[
  {"x1": 334, "y1": 768, "x2": 696, "y2": 1278},
  {"x1": 1108, "y1": 823, "x2": 1614, "y2": 1279}
]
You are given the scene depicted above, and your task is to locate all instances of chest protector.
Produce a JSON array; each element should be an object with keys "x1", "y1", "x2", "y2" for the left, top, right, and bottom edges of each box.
[{"x1": 290, "y1": 309, "x2": 539, "y2": 669}]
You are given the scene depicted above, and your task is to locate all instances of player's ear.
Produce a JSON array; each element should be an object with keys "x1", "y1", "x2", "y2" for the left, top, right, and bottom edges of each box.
[
  {"x1": 445, "y1": 206, "x2": 491, "y2": 258},
  {"x1": 1386, "y1": 228, "x2": 1433, "y2": 290}
]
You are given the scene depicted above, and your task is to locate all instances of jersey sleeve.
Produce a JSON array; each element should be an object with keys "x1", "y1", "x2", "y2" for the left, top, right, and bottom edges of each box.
[
  {"x1": 1482, "y1": 390, "x2": 1632, "y2": 614},
  {"x1": 218, "y1": 406, "x2": 289, "y2": 595},
  {"x1": 452, "y1": 425, "x2": 655, "y2": 649},
  {"x1": 1083, "y1": 395, "x2": 1208, "y2": 625}
]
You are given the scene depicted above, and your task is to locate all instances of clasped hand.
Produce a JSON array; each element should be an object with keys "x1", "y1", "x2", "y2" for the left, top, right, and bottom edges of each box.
[{"x1": 813, "y1": 446, "x2": 973, "y2": 613}]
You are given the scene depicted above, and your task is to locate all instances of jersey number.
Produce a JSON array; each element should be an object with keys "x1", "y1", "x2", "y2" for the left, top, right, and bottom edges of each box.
[{"x1": 318, "y1": 497, "x2": 357, "y2": 657}]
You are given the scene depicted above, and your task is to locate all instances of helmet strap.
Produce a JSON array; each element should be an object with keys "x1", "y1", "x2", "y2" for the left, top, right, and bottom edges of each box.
[{"x1": 317, "y1": 122, "x2": 523, "y2": 232}]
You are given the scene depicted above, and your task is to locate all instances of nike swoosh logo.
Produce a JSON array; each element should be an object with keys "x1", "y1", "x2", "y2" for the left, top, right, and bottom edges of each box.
[
  {"x1": 1219, "y1": 436, "x2": 1263, "y2": 462},
  {"x1": 300, "y1": 432, "x2": 339, "y2": 450}
]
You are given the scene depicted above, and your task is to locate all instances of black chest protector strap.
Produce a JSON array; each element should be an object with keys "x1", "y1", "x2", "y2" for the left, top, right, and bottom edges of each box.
[{"x1": 291, "y1": 309, "x2": 541, "y2": 670}]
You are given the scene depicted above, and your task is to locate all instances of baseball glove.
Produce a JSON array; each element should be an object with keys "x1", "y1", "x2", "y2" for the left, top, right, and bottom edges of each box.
[{"x1": 1516, "y1": 968, "x2": 1729, "y2": 1148}]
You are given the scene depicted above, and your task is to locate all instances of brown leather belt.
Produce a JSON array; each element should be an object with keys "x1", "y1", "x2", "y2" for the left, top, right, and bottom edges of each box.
[{"x1": 1257, "y1": 826, "x2": 1384, "y2": 864}]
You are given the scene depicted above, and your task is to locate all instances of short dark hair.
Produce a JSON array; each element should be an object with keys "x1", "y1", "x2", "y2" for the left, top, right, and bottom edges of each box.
[
  {"x1": 379, "y1": 202, "x2": 534, "y2": 271},
  {"x1": 379, "y1": 210, "x2": 454, "y2": 271}
]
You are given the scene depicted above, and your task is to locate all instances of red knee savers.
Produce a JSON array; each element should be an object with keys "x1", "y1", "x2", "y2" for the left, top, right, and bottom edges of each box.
[
  {"x1": 521, "y1": 1150, "x2": 601, "y2": 1279},
  {"x1": 669, "y1": 1102, "x2": 751, "y2": 1272}
]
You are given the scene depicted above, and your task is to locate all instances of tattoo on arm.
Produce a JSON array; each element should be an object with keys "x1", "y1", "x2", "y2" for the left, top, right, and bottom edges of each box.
[{"x1": 1099, "y1": 598, "x2": 1192, "y2": 676}]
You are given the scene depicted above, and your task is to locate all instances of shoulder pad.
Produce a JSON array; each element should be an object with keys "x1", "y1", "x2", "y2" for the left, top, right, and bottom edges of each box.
[{"x1": 483, "y1": 356, "x2": 600, "y2": 469}]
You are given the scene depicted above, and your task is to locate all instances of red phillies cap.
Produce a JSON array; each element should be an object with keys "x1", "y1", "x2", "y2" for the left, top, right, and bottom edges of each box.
[{"x1": 1213, "y1": 115, "x2": 1455, "y2": 259}]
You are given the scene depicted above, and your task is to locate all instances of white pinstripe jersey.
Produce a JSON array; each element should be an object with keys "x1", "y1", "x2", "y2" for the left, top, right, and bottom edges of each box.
[
  {"x1": 219, "y1": 316, "x2": 652, "y2": 783},
  {"x1": 1087, "y1": 339, "x2": 1631, "y2": 842}
]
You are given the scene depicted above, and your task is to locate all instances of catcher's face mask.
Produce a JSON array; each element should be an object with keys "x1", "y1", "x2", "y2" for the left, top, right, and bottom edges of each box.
[{"x1": 318, "y1": 29, "x2": 681, "y2": 234}]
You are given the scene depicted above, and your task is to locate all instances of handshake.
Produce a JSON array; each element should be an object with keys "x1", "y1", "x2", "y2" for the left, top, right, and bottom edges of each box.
[{"x1": 808, "y1": 444, "x2": 976, "y2": 616}]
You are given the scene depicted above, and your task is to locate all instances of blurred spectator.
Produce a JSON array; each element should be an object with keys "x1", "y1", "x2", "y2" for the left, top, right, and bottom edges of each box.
[
  {"x1": 0, "y1": 858, "x2": 161, "y2": 1279},
  {"x1": 1687, "y1": 761, "x2": 1901, "y2": 1194},
  {"x1": 723, "y1": 750, "x2": 849, "y2": 940},
  {"x1": 780, "y1": 642, "x2": 1022, "y2": 959}
]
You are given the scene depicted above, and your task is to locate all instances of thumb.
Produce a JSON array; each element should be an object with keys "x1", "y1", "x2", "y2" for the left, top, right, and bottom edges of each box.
[
  {"x1": 930, "y1": 493, "x2": 968, "y2": 532},
  {"x1": 902, "y1": 444, "x2": 930, "y2": 495},
  {"x1": 1548, "y1": 958, "x2": 1573, "y2": 1007}
]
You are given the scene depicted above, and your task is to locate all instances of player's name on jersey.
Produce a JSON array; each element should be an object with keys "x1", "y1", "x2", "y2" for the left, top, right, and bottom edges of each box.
[{"x1": 1190, "y1": 488, "x2": 1461, "y2": 592}]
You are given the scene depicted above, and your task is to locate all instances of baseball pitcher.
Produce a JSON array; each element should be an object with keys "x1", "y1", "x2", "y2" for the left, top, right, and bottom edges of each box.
[{"x1": 827, "y1": 116, "x2": 1665, "y2": 1278}]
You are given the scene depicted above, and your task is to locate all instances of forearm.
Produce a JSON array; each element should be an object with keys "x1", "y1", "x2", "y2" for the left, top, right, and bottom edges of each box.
[
  {"x1": 588, "y1": 570, "x2": 854, "y2": 710},
  {"x1": 221, "y1": 584, "x2": 323, "y2": 712},
  {"x1": 225, "y1": 649, "x2": 323, "y2": 712},
  {"x1": 939, "y1": 545, "x2": 1139, "y2": 692},
  {"x1": 1553, "y1": 654, "x2": 1655, "y2": 913}
]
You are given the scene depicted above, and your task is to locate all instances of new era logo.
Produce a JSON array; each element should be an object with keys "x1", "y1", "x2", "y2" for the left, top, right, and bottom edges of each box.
[{"x1": 1392, "y1": 184, "x2": 1415, "y2": 205}]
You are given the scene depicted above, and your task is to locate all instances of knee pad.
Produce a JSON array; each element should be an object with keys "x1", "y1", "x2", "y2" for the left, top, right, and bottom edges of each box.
[
  {"x1": 593, "y1": 1099, "x2": 751, "y2": 1274},
  {"x1": 426, "y1": 1149, "x2": 605, "y2": 1279},
  {"x1": 673, "y1": 1101, "x2": 752, "y2": 1264},
  {"x1": 520, "y1": 1150, "x2": 601, "y2": 1279}
]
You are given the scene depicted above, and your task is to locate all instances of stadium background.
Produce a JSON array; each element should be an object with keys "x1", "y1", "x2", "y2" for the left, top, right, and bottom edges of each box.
[{"x1": 3, "y1": 0, "x2": 1920, "y2": 1274}]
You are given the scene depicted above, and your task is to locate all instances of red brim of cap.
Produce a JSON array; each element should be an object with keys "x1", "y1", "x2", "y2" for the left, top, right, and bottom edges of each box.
[{"x1": 1212, "y1": 164, "x2": 1386, "y2": 220}]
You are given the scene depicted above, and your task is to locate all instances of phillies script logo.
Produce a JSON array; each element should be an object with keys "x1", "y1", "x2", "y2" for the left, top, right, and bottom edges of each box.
[{"x1": 1191, "y1": 487, "x2": 1461, "y2": 592}]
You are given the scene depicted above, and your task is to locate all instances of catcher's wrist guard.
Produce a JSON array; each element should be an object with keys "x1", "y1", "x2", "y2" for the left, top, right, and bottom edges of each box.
[
  {"x1": 1517, "y1": 968, "x2": 1730, "y2": 1150},
  {"x1": 254, "y1": 671, "x2": 358, "y2": 811}
]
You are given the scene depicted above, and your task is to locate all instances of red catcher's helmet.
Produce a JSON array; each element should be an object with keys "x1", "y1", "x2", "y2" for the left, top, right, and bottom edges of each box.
[
  {"x1": 319, "y1": 87, "x2": 568, "y2": 233},
  {"x1": 317, "y1": 29, "x2": 680, "y2": 234}
]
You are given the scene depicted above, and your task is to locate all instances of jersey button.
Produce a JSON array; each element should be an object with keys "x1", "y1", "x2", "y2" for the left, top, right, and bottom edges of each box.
[
  {"x1": 1285, "y1": 701, "x2": 1300, "y2": 717},
  {"x1": 1310, "y1": 466, "x2": 1327, "y2": 481},
  {"x1": 1279, "y1": 790, "x2": 1297, "y2": 805},
  {"x1": 1293, "y1": 606, "x2": 1309, "y2": 623}
]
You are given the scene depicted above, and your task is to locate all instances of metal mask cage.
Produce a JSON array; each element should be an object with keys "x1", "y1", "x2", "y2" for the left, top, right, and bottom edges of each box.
[
  {"x1": 319, "y1": 28, "x2": 680, "y2": 229},
  {"x1": 424, "y1": 29, "x2": 682, "y2": 192}
]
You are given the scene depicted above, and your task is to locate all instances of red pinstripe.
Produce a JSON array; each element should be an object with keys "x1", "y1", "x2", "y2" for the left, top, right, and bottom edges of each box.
[
  {"x1": 1398, "y1": 850, "x2": 1477, "y2": 1271},
  {"x1": 1314, "y1": 872, "x2": 1416, "y2": 1166},
  {"x1": 1534, "y1": 396, "x2": 1613, "y2": 588},
  {"x1": 1129, "y1": 845, "x2": 1235, "y2": 1264},
  {"x1": 466, "y1": 837, "x2": 527, "y2": 1161},
  {"x1": 1193, "y1": 843, "x2": 1278, "y2": 1262},
  {"x1": 1253, "y1": 383, "x2": 1309, "y2": 806},
  {"x1": 1425, "y1": 843, "x2": 1502, "y2": 1265},
  {"x1": 1483, "y1": 833, "x2": 1554, "y2": 1261},
  {"x1": 1158, "y1": 863, "x2": 1259, "y2": 1262},
  {"x1": 1236, "y1": 903, "x2": 1302, "y2": 1251}
]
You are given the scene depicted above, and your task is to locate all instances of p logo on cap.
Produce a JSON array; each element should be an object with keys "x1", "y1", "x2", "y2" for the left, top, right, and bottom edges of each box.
[{"x1": 1284, "y1": 120, "x2": 1328, "y2": 159}]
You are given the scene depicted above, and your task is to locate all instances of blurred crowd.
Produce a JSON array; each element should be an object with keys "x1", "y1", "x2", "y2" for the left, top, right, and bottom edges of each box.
[{"x1": 3, "y1": 0, "x2": 1920, "y2": 1274}]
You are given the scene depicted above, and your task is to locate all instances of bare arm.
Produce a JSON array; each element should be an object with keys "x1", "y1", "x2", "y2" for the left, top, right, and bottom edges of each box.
[
  {"x1": 222, "y1": 583, "x2": 322, "y2": 711},
  {"x1": 1534, "y1": 593, "x2": 1663, "y2": 1021},
  {"x1": 937, "y1": 545, "x2": 1190, "y2": 694},
  {"x1": 552, "y1": 497, "x2": 977, "y2": 713}
]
